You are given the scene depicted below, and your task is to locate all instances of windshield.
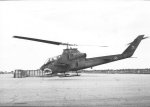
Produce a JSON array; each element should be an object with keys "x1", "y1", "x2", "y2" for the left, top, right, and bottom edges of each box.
[{"x1": 44, "y1": 55, "x2": 61, "y2": 64}]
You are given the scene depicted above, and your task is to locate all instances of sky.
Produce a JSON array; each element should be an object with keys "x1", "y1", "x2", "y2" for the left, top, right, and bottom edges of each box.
[{"x1": 0, "y1": 0, "x2": 150, "y2": 71}]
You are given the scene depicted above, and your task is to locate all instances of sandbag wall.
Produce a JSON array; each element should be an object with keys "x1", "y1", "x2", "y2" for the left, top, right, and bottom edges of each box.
[{"x1": 14, "y1": 69, "x2": 45, "y2": 78}]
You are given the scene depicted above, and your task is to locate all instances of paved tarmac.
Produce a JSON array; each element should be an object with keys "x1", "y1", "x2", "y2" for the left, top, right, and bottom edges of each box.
[{"x1": 0, "y1": 73, "x2": 150, "y2": 107}]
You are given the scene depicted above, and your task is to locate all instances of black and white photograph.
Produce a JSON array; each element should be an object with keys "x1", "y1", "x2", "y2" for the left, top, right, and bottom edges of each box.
[{"x1": 0, "y1": 0, "x2": 150, "y2": 106}]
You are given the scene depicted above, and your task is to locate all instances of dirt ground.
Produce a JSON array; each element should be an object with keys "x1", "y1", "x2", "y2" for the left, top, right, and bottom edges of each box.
[{"x1": 0, "y1": 73, "x2": 150, "y2": 107}]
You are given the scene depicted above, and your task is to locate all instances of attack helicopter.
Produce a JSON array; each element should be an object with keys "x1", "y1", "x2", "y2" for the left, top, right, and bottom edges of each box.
[{"x1": 13, "y1": 35, "x2": 148, "y2": 76}]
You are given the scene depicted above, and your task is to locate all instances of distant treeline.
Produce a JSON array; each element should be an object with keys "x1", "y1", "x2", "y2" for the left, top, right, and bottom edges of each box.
[
  {"x1": 0, "y1": 71, "x2": 13, "y2": 74},
  {"x1": 81, "y1": 68, "x2": 150, "y2": 74}
]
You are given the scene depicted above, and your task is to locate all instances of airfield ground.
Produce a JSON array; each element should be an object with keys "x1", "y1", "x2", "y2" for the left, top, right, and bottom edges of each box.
[{"x1": 0, "y1": 73, "x2": 150, "y2": 107}]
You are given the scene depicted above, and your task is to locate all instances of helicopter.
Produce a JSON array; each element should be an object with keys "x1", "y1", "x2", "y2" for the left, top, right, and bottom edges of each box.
[{"x1": 13, "y1": 35, "x2": 148, "y2": 76}]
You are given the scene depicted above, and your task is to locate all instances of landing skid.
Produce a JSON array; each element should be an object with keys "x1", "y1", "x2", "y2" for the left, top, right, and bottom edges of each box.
[
  {"x1": 45, "y1": 74, "x2": 56, "y2": 77},
  {"x1": 44, "y1": 72, "x2": 81, "y2": 77},
  {"x1": 58, "y1": 73, "x2": 81, "y2": 77}
]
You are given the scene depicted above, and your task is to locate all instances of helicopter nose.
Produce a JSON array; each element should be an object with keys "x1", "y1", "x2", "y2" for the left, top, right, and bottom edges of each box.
[{"x1": 44, "y1": 68, "x2": 53, "y2": 74}]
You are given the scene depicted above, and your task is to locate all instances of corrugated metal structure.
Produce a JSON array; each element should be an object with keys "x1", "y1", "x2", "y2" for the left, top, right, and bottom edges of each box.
[{"x1": 14, "y1": 69, "x2": 45, "y2": 78}]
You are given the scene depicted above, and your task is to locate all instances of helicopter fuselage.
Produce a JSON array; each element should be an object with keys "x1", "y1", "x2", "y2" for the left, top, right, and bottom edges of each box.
[{"x1": 41, "y1": 35, "x2": 145, "y2": 74}]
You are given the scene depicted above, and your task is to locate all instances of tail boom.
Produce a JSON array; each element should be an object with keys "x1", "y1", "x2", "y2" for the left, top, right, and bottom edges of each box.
[{"x1": 71, "y1": 35, "x2": 146, "y2": 70}]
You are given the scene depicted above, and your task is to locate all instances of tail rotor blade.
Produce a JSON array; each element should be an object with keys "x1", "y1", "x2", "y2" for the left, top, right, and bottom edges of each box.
[{"x1": 143, "y1": 36, "x2": 149, "y2": 39}]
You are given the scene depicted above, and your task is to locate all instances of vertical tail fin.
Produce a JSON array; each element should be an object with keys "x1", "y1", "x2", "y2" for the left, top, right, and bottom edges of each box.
[{"x1": 122, "y1": 35, "x2": 146, "y2": 57}]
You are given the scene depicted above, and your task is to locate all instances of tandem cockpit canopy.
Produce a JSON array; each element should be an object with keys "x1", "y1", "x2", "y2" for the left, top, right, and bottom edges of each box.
[
  {"x1": 40, "y1": 55, "x2": 61, "y2": 71},
  {"x1": 44, "y1": 55, "x2": 61, "y2": 64}
]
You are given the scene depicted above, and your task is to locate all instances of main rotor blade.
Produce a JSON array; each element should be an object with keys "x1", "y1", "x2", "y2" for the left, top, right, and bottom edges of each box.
[
  {"x1": 77, "y1": 44, "x2": 108, "y2": 47},
  {"x1": 13, "y1": 36, "x2": 107, "y2": 47},
  {"x1": 13, "y1": 36, "x2": 75, "y2": 46}
]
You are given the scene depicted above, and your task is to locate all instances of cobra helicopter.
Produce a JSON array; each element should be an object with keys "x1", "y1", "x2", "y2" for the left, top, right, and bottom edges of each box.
[{"x1": 13, "y1": 35, "x2": 148, "y2": 76}]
